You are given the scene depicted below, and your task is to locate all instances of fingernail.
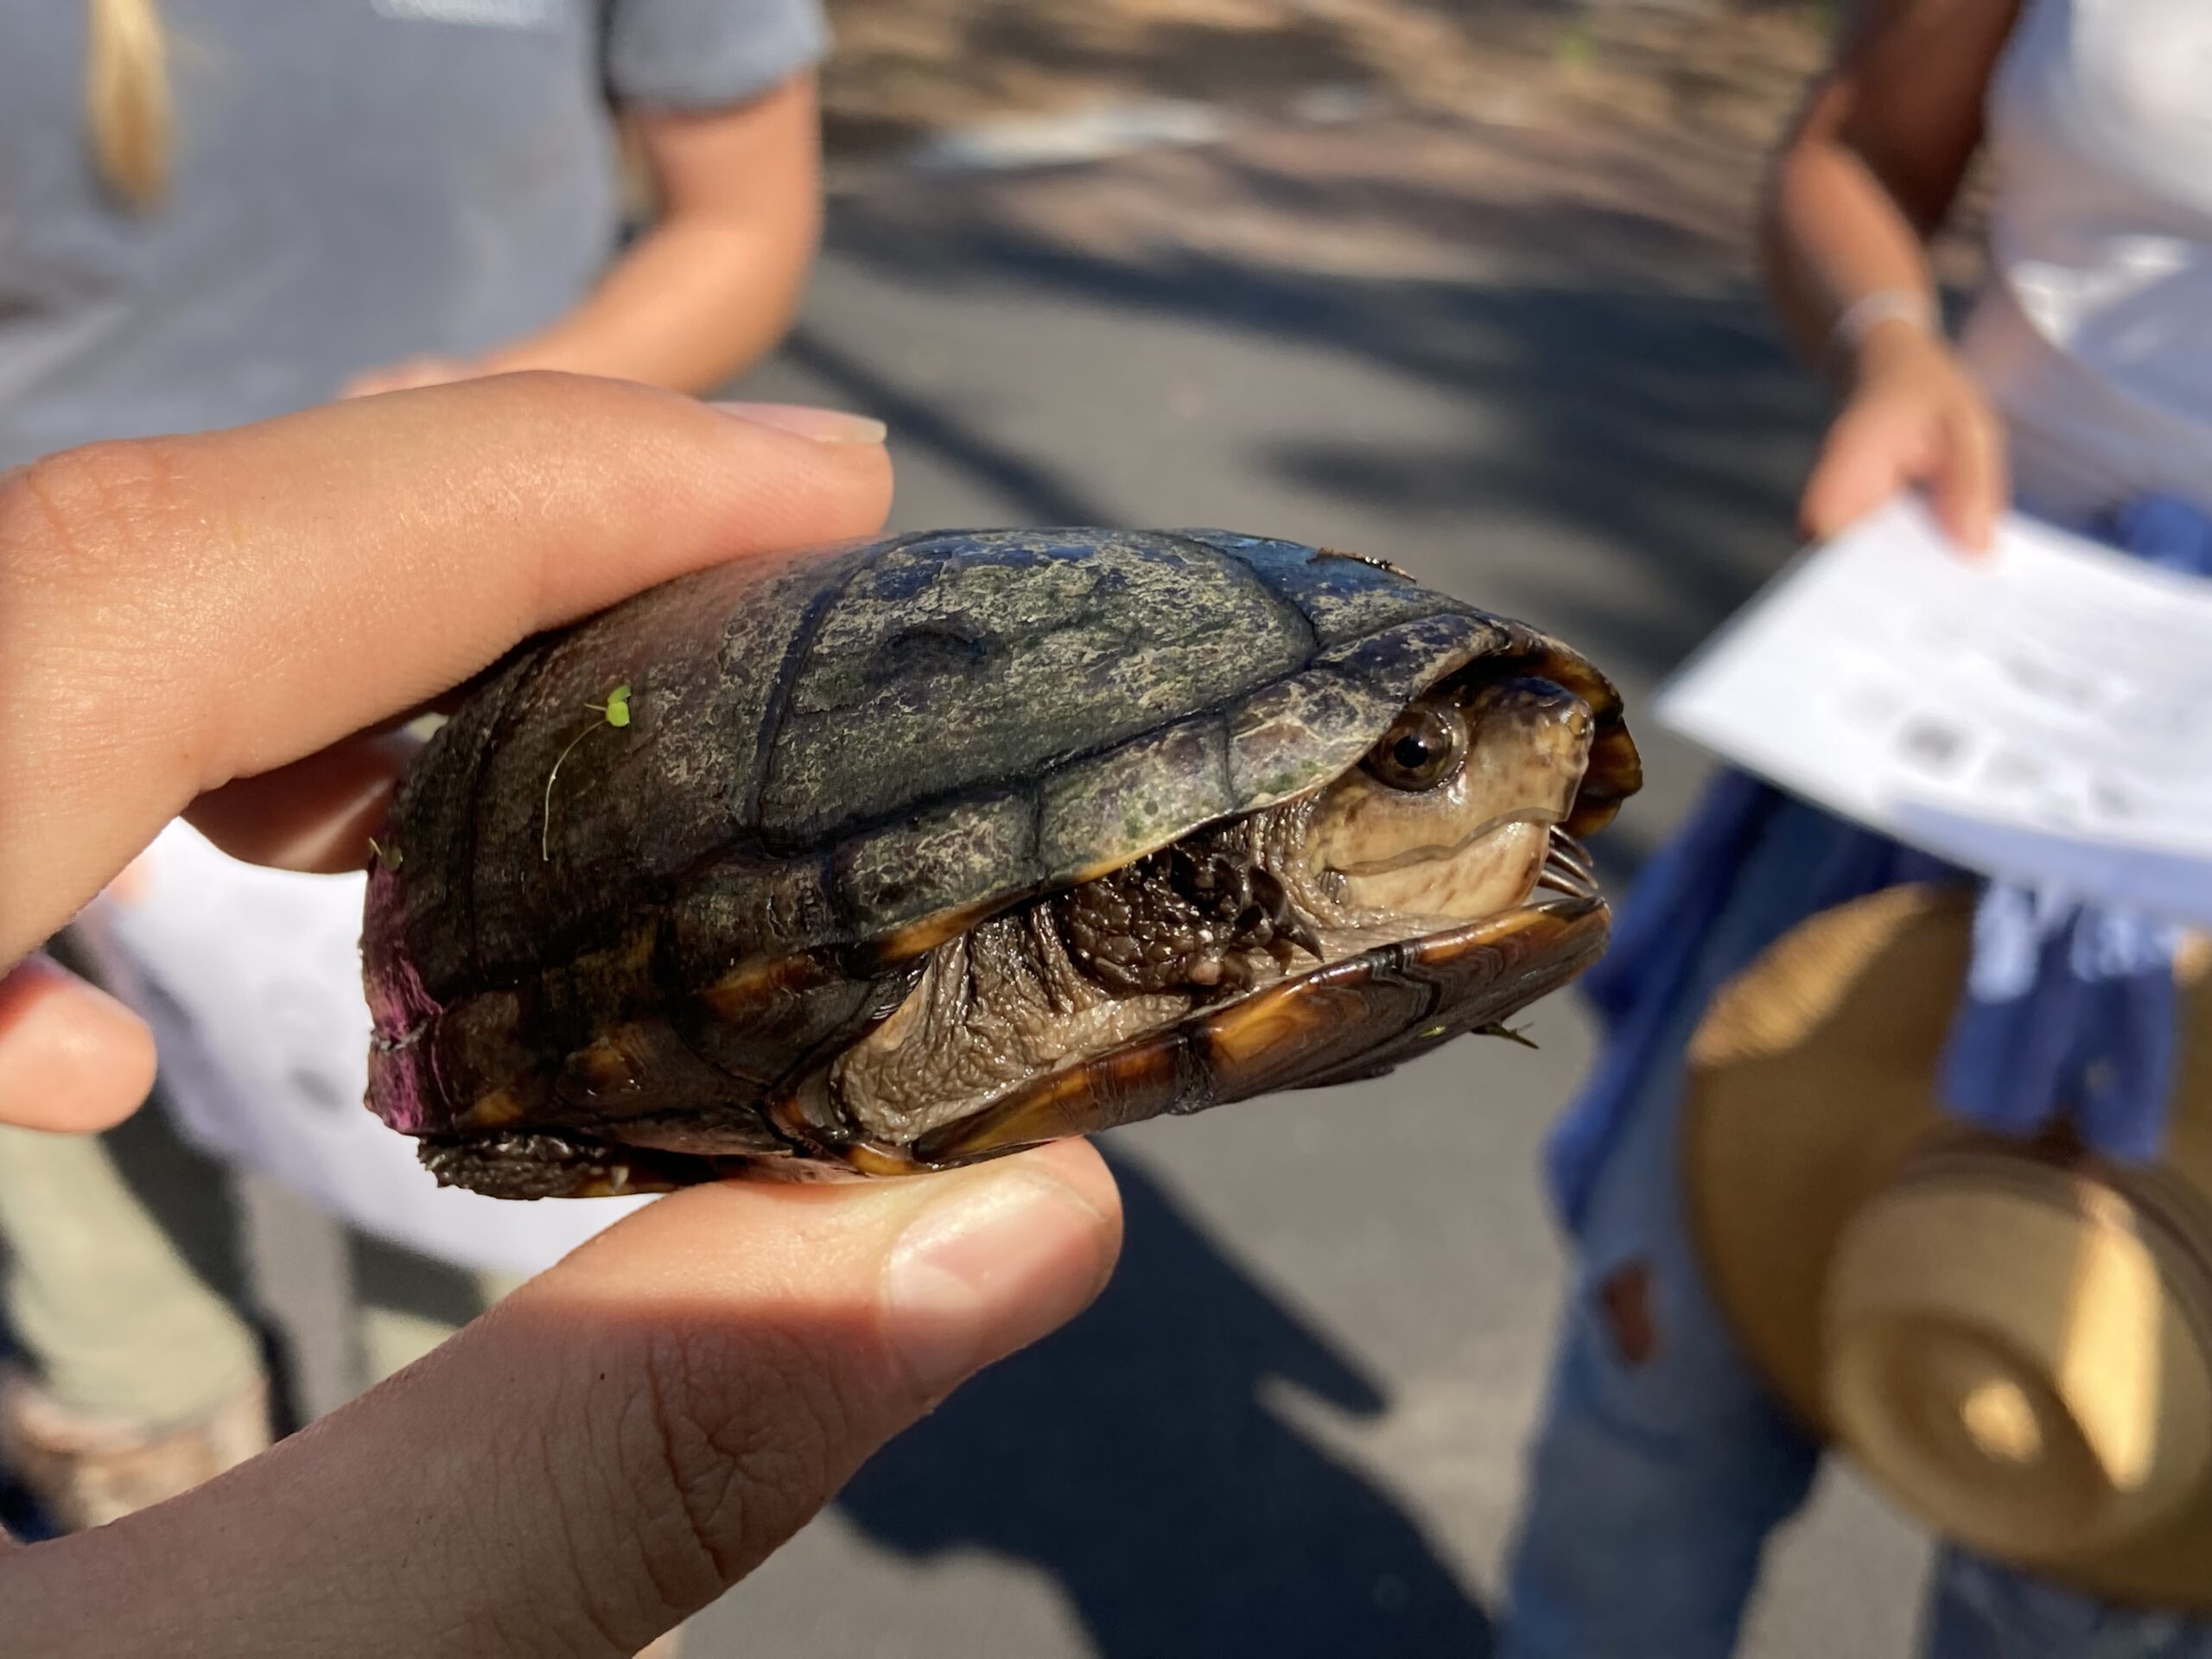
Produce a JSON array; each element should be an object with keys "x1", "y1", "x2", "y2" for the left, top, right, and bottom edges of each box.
[
  {"x1": 715, "y1": 402, "x2": 887, "y2": 445},
  {"x1": 882, "y1": 1168, "x2": 1114, "y2": 1395}
]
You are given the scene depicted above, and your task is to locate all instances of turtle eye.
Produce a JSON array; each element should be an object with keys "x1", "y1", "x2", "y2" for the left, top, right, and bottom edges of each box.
[{"x1": 1363, "y1": 702, "x2": 1467, "y2": 791}]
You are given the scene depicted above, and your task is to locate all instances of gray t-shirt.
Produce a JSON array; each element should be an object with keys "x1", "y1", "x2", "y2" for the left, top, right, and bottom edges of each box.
[{"x1": 0, "y1": 0, "x2": 828, "y2": 467}]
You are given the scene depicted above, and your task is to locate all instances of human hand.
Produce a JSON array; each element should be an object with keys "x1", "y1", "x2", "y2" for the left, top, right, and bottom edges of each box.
[
  {"x1": 1802, "y1": 323, "x2": 2009, "y2": 555},
  {"x1": 340, "y1": 354, "x2": 480, "y2": 398},
  {"x1": 0, "y1": 375, "x2": 1124, "y2": 1656}
]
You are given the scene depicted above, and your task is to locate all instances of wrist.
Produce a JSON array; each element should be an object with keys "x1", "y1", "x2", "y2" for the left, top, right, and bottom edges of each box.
[
  {"x1": 1827, "y1": 288, "x2": 1939, "y2": 381},
  {"x1": 1841, "y1": 315, "x2": 1950, "y2": 394}
]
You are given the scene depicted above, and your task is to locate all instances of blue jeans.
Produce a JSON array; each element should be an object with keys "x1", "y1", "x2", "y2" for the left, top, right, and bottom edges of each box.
[{"x1": 1499, "y1": 816, "x2": 2212, "y2": 1659}]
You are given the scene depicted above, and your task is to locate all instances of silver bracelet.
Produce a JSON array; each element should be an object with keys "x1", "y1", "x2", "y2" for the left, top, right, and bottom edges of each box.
[{"x1": 1829, "y1": 288, "x2": 1937, "y2": 358}]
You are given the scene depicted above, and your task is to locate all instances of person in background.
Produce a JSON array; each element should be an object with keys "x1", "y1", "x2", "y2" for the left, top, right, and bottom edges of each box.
[
  {"x1": 0, "y1": 0, "x2": 833, "y2": 1554},
  {"x1": 1500, "y1": 1, "x2": 2212, "y2": 1655}
]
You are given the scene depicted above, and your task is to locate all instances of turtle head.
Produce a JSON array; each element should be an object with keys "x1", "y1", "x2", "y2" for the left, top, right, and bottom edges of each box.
[{"x1": 1302, "y1": 674, "x2": 1594, "y2": 925}]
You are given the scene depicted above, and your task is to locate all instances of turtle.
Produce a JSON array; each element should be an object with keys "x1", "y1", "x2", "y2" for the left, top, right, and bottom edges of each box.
[{"x1": 361, "y1": 528, "x2": 1641, "y2": 1198}]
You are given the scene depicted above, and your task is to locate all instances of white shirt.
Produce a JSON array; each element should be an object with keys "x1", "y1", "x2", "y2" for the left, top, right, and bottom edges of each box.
[{"x1": 1958, "y1": 0, "x2": 2212, "y2": 521}]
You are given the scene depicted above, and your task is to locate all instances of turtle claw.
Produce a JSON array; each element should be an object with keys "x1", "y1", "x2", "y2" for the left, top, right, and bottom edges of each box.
[
  {"x1": 1535, "y1": 829, "x2": 1599, "y2": 903},
  {"x1": 1249, "y1": 863, "x2": 1324, "y2": 963},
  {"x1": 1275, "y1": 909, "x2": 1325, "y2": 963},
  {"x1": 1185, "y1": 949, "x2": 1259, "y2": 1002},
  {"x1": 1475, "y1": 1020, "x2": 1541, "y2": 1051}
]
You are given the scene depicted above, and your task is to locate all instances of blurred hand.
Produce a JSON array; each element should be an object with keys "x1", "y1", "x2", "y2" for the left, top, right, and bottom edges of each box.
[
  {"x1": 340, "y1": 353, "x2": 488, "y2": 400},
  {"x1": 340, "y1": 354, "x2": 480, "y2": 398},
  {"x1": 0, "y1": 374, "x2": 1123, "y2": 1657},
  {"x1": 1802, "y1": 324, "x2": 2009, "y2": 555}
]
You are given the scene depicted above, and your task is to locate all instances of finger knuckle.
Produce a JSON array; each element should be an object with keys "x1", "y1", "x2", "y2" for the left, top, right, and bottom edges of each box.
[{"x1": 1, "y1": 437, "x2": 192, "y2": 588}]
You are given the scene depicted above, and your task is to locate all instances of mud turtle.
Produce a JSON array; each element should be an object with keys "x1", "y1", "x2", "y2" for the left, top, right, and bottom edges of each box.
[{"x1": 363, "y1": 528, "x2": 1640, "y2": 1198}]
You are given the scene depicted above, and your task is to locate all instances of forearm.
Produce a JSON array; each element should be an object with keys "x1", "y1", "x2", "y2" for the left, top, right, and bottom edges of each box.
[
  {"x1": 1758, "y1": 121, "x2": 1941, "y2": 377},
  {"x1": 1757, "y1": 0, "x2": 2018, "y2": 377},
  {"x1": 478, "y1": 206, "x2": 819, "y2": 394}
]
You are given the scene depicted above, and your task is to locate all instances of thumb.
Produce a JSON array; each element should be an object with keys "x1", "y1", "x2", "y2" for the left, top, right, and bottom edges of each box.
[
  {"x1": 0, "y1": 1141, "x2": 1122, "y2": 1657},
  {"x1": 0, "y1": 951, "x2": 157, "y2": 1135}
]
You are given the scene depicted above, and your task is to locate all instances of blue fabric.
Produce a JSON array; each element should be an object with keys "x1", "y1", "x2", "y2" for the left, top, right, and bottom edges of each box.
[
  {"x1": 1938, "y1": 893, "x2": 2184, "y2": 1162},
  {"x1": 1548, "y1": 496, "x2": 2212, "y2": 1233},
  {"x1": 1923, "y1": 1549, "x2": 2212, "y2": 1659},
  {"x1": 1504, "y1": 804, "x2": 1835, "y2": 1659}
]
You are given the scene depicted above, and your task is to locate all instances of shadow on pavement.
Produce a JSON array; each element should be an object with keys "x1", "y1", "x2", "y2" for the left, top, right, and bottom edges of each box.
[{"x1": 835, "y1": 1152, "x2": 1494, "y2": 1658}]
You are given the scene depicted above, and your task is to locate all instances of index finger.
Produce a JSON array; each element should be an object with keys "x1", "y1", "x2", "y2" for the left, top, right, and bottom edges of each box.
[
  {"x1": 0, "y1": 376, "x2": 892, "y2": 962},
  {"x1": 1934, "y1": 400, "x2": 2009, "y2": 557}
]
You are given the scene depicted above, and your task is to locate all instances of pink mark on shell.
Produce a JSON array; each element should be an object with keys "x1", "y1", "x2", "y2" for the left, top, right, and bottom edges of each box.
[
  {"x1": 361, "y1": 860, "x2": 446, "y2": 1135},
  {"x1": 366, "y1": 1036, "x2": 442, "y2": 1135},
  {"x1": 362, "y1": 862, "x2": 439, "y2": 1037}
]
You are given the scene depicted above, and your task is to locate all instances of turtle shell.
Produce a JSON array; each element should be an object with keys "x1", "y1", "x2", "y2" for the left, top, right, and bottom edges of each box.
[{"x1": 363, "y1": 529, "x2": 1637, "y2": 1180}]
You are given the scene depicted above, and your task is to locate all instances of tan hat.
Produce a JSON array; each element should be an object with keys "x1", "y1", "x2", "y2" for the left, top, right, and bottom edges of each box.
[{"x1": 1683, "y1": 882, "x2": 2212, "y2": 1611}]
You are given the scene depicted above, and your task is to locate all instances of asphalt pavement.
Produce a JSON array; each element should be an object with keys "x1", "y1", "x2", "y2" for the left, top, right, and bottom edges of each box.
[{"x1": 235, "y1": 113, "x2": 1935, "y2": 1657}]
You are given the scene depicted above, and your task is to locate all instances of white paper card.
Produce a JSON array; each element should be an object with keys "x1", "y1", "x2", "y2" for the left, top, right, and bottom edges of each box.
[{"x1": 1655, "y1": 497, "x2": 2212, "y2": 925}]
